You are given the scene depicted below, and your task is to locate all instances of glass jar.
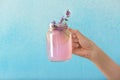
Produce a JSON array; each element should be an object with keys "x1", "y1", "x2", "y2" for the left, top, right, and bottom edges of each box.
[{"x1": 46, "y1": 23, "x2": 72, "y2": 61}]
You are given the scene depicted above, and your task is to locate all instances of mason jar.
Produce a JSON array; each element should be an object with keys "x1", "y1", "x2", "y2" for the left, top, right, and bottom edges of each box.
[{"x1": 46, "y1": 23, "x2": 72, "y2": 61}]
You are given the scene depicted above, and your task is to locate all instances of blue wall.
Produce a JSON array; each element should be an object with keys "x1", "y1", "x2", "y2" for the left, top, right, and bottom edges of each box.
[{"x1": 0, "y1": 0, "x2": 120, "y2": 79}]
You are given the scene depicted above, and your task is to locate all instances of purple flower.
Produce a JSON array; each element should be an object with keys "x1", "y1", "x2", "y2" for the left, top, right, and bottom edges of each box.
[
  {"x1": 49, "y1": 21, "x2": 57, "y2": 28},
  {"x1": 66, "y1": 9, "x2": 70, "y2": 17},
  {"x1": 59, "y1": 16, "x2": 65, "y2": 23},
  {"x1": 51, "y1": 21, "x2": 56, "y2": 24},
  {"x1": 50, "y1": 10, "x2": 71, "y2": 30}
]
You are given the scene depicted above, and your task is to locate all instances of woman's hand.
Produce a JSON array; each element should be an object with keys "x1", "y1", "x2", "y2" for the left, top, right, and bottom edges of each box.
[
  {"x1": 69, "y1": 28, "x2": 100, "y2": 60},
  {"x1": 69, "y1": 28, "x2": 120, "y2": 80}
]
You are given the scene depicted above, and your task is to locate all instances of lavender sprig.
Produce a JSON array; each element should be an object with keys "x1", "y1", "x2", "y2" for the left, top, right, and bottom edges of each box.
[
  {"x1": 50, "y1": 10, "x2": 71, "y2": 30},
  {"x1": 59, "y1": 16, "x2": 65, "y2": 24},
  {"x1": 52, "y1": 21, "x2": 56, "y2": 24},
  {"x1": 66, "y1": 9, "x2": 70, "y2": 18},
  {"x1": 59, "y1": 9, "x2": 71, "y2": 24},
  {"x1": 49, "y1": 20, "x2": 57, "y2": 29}
]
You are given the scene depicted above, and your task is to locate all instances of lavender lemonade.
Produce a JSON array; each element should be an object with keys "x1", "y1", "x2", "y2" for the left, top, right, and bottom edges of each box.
[{"x1": 46, "y1": 10, "x2": 72, "y2": 61}]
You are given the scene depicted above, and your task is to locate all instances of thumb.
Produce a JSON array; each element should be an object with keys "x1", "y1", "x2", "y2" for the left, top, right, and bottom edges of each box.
[{"x1": 69, "y1": 28, "x2": 86, "y2": 40}]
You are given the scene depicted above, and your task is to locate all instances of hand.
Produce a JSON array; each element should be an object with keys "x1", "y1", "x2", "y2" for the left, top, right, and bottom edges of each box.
[
  {"x1": 69, "y1": 28, "x2": 120, "y2": 80},
  {"x1": 69, "y1": 28, "x2": 101, "y2": 60}
]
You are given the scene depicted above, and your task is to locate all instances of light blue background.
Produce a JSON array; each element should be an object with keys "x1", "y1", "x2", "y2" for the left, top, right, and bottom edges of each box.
[{"x1": 0, "y1": 0, "x2": 120, "y2": 80}]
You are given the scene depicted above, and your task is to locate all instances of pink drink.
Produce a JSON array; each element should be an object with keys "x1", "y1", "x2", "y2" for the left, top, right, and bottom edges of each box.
[
  {"x1": 47, "y1": 26, "x2": 72, "y2": 61},
  {"x1": 46, "y1": 10, "x2": 72, "y2": 61}
]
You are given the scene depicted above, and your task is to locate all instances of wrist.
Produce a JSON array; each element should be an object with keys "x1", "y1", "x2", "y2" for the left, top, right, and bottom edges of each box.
[{"x1": 88, "y1": 46, "x2": 103, "y2": 62}]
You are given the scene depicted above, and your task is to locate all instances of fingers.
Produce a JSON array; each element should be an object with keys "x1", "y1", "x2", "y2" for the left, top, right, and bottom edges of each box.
[
  {"x1": 68, "y1": 28, "x2": 75, "y2": 34},
  {"x1": 69, "y1": 28, "x2": 92, "y2": 58},
  {"x1": 69, "y1": 29, "x2": 78, "y2": 42},
  {"x1": 72, "y1": 34, "x2": 77, "y2": 38},
  {"x1": 72, "y1": 48, "x2": 85, "y2": 57},
  {"x1": 72, "y1": 42, "x2": 79, "y2": 48},
  {"x1": 69, "y1": 28, "x2": 86, "y2": 40},
  {"x1": 69, "y1": 28, "x2": 81, "y2": 49},
  {"x1": 71, "y1": 32, "x2": 80, "y2": 48},
  {"x1": 74, "y1": 30, "x2": 86, "y2": 40},
  {"x1": 72, "y1": 38, "x2": 79, "y2": 42},
  {"x1": 73, "y1": 48, "x2": 91, "y2": 58}
]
